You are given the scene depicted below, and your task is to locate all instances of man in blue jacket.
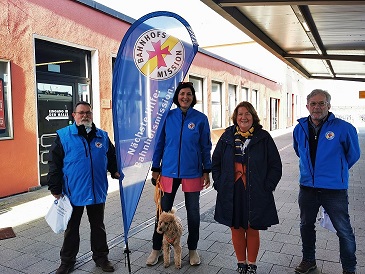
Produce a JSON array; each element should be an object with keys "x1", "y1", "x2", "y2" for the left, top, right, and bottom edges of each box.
[
  {"x1": 293, "y1": 89, "x2": 360, "y2": 274},
  {"x1": 48, "y1": 101, "x2": 121, "y2": 274}
]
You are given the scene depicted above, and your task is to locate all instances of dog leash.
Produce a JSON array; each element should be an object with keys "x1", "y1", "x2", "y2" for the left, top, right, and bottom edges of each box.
[{"x1": 153, "y1": 175, "x2": 164, "y2": 219}]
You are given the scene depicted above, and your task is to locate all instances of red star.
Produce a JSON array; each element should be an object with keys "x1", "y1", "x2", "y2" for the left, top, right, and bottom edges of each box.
[{"x1": 147, "y1": 41, "x2": 171, "y2": 68}]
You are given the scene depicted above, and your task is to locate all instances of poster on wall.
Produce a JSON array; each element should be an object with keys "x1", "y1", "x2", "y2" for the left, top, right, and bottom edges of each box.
[{"x1": 0, "y1": 78, "x2": 6, "y2": 132}]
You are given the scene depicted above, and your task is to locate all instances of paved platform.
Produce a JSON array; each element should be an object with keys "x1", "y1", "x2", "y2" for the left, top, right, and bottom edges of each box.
[{"x1": 0, "y1": 128, "x2": 364, "y2": 274}]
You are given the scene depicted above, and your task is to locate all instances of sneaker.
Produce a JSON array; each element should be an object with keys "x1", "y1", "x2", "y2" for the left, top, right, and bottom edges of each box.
[
  {"x1": 247, "y1": 264, "x2": 257, "y2": 274},
  {"x1": 189, "y1": 250, "x2": 201, "y2": 265},
  {"x1": 55, "y1": 263, "x2": 74, "y2": 274},
  {"x1": 237, "y1": 263, "x2": 248, "y2": 274},
  {"x1": 343, "y1": 271, "x2": 355, "y2": 274},
  {"x1": 295, "y1": 260, "x2": 317, "y2": 274},
  {"x1": 95, "y1": 260, "x2": 114, "y2": 272},
  {"x1": 146, "y1": 249, "x2": 162, "y2": 266}
]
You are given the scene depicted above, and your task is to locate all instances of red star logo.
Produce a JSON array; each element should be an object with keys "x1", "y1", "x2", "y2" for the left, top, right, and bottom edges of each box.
[{"x1": 147, "y1": 41, "x2": 171, "y2": 68}]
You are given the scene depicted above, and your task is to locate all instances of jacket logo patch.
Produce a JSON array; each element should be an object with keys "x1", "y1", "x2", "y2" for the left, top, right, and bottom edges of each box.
[
  {"x1": 95, "y1": 142, "x2": 103, "y2": 148},
  {"x1": 188, "y1": 122, "x2": 195, "y2": 130},
  {"x1": 325, "y1": 131, "x2": 335, "y2": 140}
]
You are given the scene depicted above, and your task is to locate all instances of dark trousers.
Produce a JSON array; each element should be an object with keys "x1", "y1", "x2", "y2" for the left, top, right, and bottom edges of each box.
[
  {"x1": 299, "y1": 187, "x2": 356, "y2": 272},
  {"x1": 60, "y1": 203, "x2": 109, "y2": 265},
  {"x1": 152, "y1": 178, "x2": 200, "y2": 250}
]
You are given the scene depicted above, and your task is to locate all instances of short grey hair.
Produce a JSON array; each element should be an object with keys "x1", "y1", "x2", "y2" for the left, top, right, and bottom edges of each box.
[{"x1": 306, "y1": 89, "x2": 331, "y2": 104}]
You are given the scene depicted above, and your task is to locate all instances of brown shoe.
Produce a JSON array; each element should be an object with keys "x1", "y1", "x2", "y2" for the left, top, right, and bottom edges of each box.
[
  {"x1": 55, "y1": 263, "x2": 74, "y2": 274},
  {"x1": 96, "y1": 260, "x2": 115, "y2": 272},
  {"x1": 295, "y1": 260, "x2": 317, "y2": 274}
]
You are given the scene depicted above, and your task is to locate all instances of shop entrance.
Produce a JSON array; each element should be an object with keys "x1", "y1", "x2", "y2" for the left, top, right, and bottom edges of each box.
[{"x1": 35, "y1": 39, "x2": 91, "y2": 185}]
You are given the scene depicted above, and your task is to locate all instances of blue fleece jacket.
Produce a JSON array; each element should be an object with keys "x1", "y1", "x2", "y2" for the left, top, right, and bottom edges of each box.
[
  {"x1": 152, "y1": 107, "x2": 212, "y2": 178},
  {"x1": 293, "y1": 113, "x2": 360, "y2": 189}
]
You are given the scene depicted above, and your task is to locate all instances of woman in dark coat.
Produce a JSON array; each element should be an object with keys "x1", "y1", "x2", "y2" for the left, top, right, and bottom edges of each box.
[{"x1": 212, "y1": 101, "x2": 282, "y2": 274}]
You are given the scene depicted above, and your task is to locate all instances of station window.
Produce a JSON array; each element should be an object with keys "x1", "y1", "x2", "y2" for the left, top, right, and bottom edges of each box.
[
  {"x1": 241, "y1": 86, "x2": 248, "y2": 102},
  {"x1": 0, "y1": 60, "x2": 13, "y2": 140},
  {"x1": 228, "y1": 84, "x2": 237, "y2": 125},
  {"x1": 211, "y1": 81, "x2": 222, "y2": 129},
  {"x1": 189, "y1": 76, "x2": 203, "y2": 113}
]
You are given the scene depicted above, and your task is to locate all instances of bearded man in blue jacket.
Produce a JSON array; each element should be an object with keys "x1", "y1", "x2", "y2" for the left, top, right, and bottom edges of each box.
[
  {"x1": 293, "y1": 89, "x2": 360, "y2": 274},
  {"x1": 48, "y1": 101, "x2": 121, "y2": 274}
]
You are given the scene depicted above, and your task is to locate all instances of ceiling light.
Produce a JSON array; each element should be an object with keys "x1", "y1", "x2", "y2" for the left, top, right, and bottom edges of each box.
[{"x1": 301, "y1": 21, "x2": 310, "y2": 32}]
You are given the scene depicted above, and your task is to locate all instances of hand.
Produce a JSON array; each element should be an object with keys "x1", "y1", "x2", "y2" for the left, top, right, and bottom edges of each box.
[
  {"x1": 113, "y1": 172, "x2": 121, "y2": 179},
  {"x1": 202, "y1": 173, "x2": 210, "y2": 188},
  {"x1": 52, "y1": 194, "x2": 62, "y2": 200},
  {"x1": 152, "y1": 171, "x2": 160, "y2": 180},
  {"x1": 151, "y1": 171, "x2": 160, "y2": 186}
]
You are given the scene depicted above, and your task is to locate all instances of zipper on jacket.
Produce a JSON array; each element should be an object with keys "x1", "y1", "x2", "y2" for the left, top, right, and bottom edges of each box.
[
  {"x1": 298, "y1": 121, "x2": 315, "y2": 186},
  {"x1": 87, "y1": 140, "x2": 97, "y2": 202},
  {"x1": 82, "y1": 138, "x2": 89, "y2": 157},
  {"x1": 177, "y1": 113, "x2": 185, "y2": 177}
]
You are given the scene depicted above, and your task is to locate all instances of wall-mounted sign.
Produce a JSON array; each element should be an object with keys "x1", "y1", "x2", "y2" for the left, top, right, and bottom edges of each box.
[
  {"x1": 0, "y1": 78, "x2": 5, "y2": 130},
  {"x1": 359, "y1": 91, "x2": 365, "y2": 99}
]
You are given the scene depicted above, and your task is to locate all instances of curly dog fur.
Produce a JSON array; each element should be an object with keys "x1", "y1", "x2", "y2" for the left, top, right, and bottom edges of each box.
[{"x1": 156, "y1": 208, "x2": 183, "y2": 269}]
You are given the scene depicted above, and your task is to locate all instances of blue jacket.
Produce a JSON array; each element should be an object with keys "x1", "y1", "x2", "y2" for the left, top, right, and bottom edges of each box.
[
  {"x1": 57, "y1": 123, "x2": 111, "y2": 206},
  {"x1": 293, "y1": 113, "x2": 360, "y2": 189},
  {"x1": 152, "y1": 107, "x2": 212, "y2": 178}
]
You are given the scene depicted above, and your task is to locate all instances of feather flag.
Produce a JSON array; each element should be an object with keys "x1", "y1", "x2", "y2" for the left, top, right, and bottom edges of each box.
[{"x1": 112, "y1": 11, "x2": 198, "y2": 270}]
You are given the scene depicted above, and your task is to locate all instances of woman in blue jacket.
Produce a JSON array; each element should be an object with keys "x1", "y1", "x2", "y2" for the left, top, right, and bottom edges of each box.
[
  {"x1": 212, "y1": 101, "x2": 282, "y2": 274},
  {"x1": 146, "y1": 82, "x2": 212, "y2": 267}
]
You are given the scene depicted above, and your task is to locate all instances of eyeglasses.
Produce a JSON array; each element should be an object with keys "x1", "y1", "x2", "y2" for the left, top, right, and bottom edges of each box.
[
  {"x1": 74, "y1": 111, "x2": 93, "y2": 116},
  {"x1": 178, "y1": 81, "x2": 193, "y2": 86},
  {"x1": 308, "y1": 101, "x2": 328, "y2": 107}
]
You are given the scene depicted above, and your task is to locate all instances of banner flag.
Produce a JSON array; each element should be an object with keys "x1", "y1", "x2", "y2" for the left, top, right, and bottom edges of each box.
[{"x1": 112, "y1": 11, "x2": 198, "y2": 244}]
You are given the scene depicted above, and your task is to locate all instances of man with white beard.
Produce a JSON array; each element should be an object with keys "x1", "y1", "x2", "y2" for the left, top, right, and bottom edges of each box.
[{"x1": 48, "y1": 101, "x2": 121, "y2": 274}]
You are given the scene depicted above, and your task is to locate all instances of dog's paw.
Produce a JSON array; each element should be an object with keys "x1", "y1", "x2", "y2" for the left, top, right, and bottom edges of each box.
[
  {"x1": 174, "y1": 263, "x2": 181, "y2": 269},
  {"x1": 164, "y1": 262, "x2": 170, "y2": 268}
]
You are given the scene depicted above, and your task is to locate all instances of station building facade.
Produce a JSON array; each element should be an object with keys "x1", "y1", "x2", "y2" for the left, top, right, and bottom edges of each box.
[{"x1": 0, "y1": 0, "x2": 305, "y2": 197}]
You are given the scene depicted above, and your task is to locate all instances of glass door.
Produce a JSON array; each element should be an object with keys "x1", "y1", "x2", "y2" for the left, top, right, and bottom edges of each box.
[{"x1": 37, "y1": 82, "x2": 74, "y2": 185}]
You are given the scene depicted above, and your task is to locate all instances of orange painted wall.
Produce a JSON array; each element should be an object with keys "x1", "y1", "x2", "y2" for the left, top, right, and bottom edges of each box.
[
  {"x1": 0, "y1": 0, "x2": 284, "y2": 198},
  {"x1": 0, "y1": 0, "x2": 129, "y2": 197}
]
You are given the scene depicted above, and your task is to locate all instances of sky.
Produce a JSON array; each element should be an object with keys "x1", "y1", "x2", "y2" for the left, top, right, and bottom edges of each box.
[{"x1": 95, "y1": 0, "x2": 365, "y2": 107}]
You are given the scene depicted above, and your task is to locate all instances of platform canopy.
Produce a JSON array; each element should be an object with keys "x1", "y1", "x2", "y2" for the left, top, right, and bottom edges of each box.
[{"x1": 201, "y1": 0, "x2": 365, "y2": 82}]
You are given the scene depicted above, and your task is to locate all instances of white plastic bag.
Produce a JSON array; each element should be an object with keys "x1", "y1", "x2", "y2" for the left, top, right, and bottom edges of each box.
[
  {"x1": 45, "y1": 195, "x2": 73, "y2": 234},
  {"x1": 319, "y1": 206, "x2": 336, "y2": 233}
]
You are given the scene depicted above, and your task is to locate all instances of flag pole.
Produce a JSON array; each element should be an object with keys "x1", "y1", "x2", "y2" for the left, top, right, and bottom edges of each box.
[{"x1": 123, "y1": 242, "x2": 131, "y2": 273}]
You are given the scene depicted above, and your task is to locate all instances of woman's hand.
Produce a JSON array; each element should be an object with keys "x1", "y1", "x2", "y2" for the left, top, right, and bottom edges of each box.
[
  {"x1": 202, "y1": 173, "x2": 210, "y2": 188},
  {"x1": 151, "y1": 171, "x2": 160, "y2": 186},
  {"x1": 152, "y1": 171, "x2": 160, "y2": 180}
]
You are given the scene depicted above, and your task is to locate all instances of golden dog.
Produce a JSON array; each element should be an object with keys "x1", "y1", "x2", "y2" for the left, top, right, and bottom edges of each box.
[{"x1": 156, "y1": 208, "x2": 183, "y2": 269}]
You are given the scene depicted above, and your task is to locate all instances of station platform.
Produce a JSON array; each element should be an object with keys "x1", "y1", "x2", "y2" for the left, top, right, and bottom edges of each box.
[{"x1": 1, "y1": 128, "x2": 364, "y2": 274}]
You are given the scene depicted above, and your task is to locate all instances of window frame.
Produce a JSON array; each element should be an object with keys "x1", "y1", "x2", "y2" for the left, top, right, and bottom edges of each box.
[{"x1": 0, "y1": 60, "x2": 13, "y2": 140}]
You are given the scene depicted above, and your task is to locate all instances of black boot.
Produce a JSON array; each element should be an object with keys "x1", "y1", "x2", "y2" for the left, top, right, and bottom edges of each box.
[
  {"x1": 237, "y1": 263, "x2": 248, "y2": 274},
  {"x1": 247, "y1": 264, "x2": 257, "y2": 274}
]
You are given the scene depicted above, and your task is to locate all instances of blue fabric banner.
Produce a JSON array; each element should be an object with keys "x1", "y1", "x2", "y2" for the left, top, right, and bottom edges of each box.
[{"x1": 112, "y1": 11, "x2": 198, "y2": 243}]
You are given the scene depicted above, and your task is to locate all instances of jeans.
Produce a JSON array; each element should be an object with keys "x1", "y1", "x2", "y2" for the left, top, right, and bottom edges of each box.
[
  {"x1": 152, "y1": 178, "x2": 200, "y2": 250},
  {"x1": 298, "y1": 187, "x2": 356, "y2": 272},
  {"x1": 60, "y1": 203, "x2": 109, "y2": 265}
]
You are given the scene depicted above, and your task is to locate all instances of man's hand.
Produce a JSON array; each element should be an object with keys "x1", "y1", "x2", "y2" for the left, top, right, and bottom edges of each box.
[
  {"x1": 112, "y1": 172, "x2": 121, "y2": 179},
  {"x1": 52, "y1": 194, "x2": 62, "y2": 200}
]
